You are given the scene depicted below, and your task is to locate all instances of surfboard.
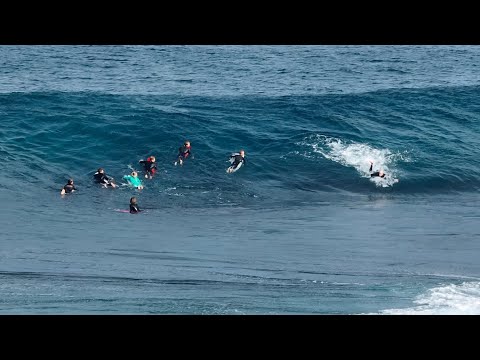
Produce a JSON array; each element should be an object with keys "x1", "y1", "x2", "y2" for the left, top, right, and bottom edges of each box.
[
  {"x1": 226, "y1": 162, "x2": 243, "y2": 173},
  {"x1": 114, "y1": 209, "x2": 130, "y2": 213}
]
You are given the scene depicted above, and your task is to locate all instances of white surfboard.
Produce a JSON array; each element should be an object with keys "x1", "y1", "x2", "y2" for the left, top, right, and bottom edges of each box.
[{"x1": 226, "y1": 162, "x2": 243, "y2": 173}]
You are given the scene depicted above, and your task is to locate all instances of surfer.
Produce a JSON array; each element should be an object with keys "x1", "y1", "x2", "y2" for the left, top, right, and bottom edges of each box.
[
  {"x1": 93, "y1": 168, "x2": 117, "y2": 188},
  {"x1": 139, "y1": 156, "x2": 157, "y2": 179},
  {"x1": 175, "y1": 141, "x2": 193, "y2": 166},
  {"x1": 123, "y1": 171, "x2": 144, "y2": 190},
  {"x1": 129, "y1": 197, "x2": 141, "y2": 214},
  {"x1": 60, "y1": 179, "x2": 77, "y2": 195},
  {"x1": 369, "y1": 161, "x2": 385, "y2": 178},
  {"x1": 227, "y1": 150, "x2": 246, "y2": 173}
]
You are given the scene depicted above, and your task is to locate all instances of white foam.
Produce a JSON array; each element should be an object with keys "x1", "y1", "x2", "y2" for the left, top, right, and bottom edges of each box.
[
  {"x1": 299, "y1": 135, "x2": 409, "y2": 187},
  {"x1": 380, "y1": 281, "x2": 480, "y2": 315}
]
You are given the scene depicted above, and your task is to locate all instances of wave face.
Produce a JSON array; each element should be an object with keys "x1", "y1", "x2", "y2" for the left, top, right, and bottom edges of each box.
[
  {"x1": 1, "y1": 46, "x2": 480, "y2": 314},
  {"x1": 1, "y1": 85, "x2": 480, "y2": 209}
]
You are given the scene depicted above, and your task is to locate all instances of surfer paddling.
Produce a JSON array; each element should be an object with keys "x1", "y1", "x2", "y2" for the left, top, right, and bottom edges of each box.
[
  {"x1": 139, "y1": 156, "x2": 157, "y2": 179},
  {"x1": 227, "y1": 150, "x2": 246, "y2": 173},
  {"x1": 93, "y1": 168, "x2": 117, "y2": 188},
  {"x1": 175, "y1": 141, "x2": 193, "y2": 166},
  {"x1": 123, "y1": 171, "x2": 144, "y2": 190}
]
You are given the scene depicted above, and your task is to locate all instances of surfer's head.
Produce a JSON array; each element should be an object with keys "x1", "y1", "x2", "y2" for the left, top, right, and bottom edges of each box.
[
  {"x1": 131, "y1": 171, "x2": 138, "y2": 177},
  {"x1": 379, "y1": 170, "x2": 385, "y2": 177},
  {"x1": 130, "y1": 196, "x2": 137, "y2": 204},
  {"x1": 67, "y1": 179, "x2": 74, "y2": 185},
  {"x1": 149, "y1": 156, "x2": 156, "y2": 162},
  {"x1": 240, "y1": 150, "x2": 245, "y2": 157},
  {"x1": 97, "y1": 168, "x2": 104, "y2": 173},
  {"x1": 184, "y1": 141, "x2": 191, "y2": 148}
]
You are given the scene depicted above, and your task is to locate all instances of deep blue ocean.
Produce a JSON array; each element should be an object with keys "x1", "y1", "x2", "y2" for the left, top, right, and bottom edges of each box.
[{"x1": 1, "y1": 45, "x2": 480, "y2": 314}]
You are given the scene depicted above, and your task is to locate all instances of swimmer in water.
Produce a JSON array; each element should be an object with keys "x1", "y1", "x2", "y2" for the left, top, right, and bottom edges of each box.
[{"x1": 60, "y1": 179, "x2": 77, "y2": 195}]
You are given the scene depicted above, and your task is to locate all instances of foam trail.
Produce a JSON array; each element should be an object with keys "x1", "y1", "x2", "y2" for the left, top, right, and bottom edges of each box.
[
  {"x1": 300, "y1": 135, "x2": 409, "y2": 187},
  {"x1": 380, "y1": 282, "x2": 480, "y2": 315}
]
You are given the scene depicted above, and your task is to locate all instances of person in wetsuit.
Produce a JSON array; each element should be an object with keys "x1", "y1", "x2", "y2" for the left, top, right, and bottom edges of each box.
[
  {"x1": 369, "y1": 161, "x2": 385, "y2": 178},
  {"x1": 139, "y1": 156, "x2": 157, "y2": 179},
  {"x1": 60, "y1": 179, "x2": 77, "y2": 195},
  {"x1": 130, "y1": 196, "x2": 141, "y2": 214},
  {"x1": 227, "y1": 150, "x2": 246, "y2": 173},
  {"x1": 93, "y1": 168, "x2": 117, "y2": 188},
  {"x1": 175, "y1": 141, "x2": 193, "y2": 166},
  {"x1": 123, "y1": 171, "x2": 144, "y2": 189}
]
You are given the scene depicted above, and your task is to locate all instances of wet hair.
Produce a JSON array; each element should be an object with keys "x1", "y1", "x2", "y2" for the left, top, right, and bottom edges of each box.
[
  {"x1": 67, "y1": 179, "x2": 73, "y2": 185},
  {"x1": 131, "y1": 171, "x2": 137, "y2": 177},
  {"x1": 130, "y1": 197, "x2": 137, "y2": 204},
  {"x1": 97, "y1": 168, "x2": 104, "y2": 173},
  {"x1": 185, "y1": 141, "x2": 191, "y2": 146}
]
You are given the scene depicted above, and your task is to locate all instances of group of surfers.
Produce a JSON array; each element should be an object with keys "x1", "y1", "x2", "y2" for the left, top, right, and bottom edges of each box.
[{"x1": 60, "y1": 141, "x2": 248, "y2": 213}]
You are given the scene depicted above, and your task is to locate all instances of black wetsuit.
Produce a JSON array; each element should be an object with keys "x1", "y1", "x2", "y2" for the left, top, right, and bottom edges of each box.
[
  {"x1": 94, "y1": 172, "x2": 114, "y2": 186},
  {"x1": 139, "y1": 159, "x2": 157, "y2": 175},
  {"x1": 369, "y1": 163, "x2": 385, "y2": 178},
  {"x1": 230, "y1": 154, "x2": 245, "y2": 169},
  {"x1": 63, "y1": 184, "x2": 77, "y2": 193},
  {"x1": 130, "y1": 203, "x2": 141, "y2": 214},
  {"x1": 178, "y1": 146, "x2": 192, "y2": 160},
  {"x1": 371, "y1": 171, "x2": 385, "y2": 178}
]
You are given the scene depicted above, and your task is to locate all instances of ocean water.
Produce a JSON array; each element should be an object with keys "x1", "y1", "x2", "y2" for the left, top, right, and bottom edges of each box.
[{"x1": 1, "y1": 45, "x2": 480, "y2": 314}]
